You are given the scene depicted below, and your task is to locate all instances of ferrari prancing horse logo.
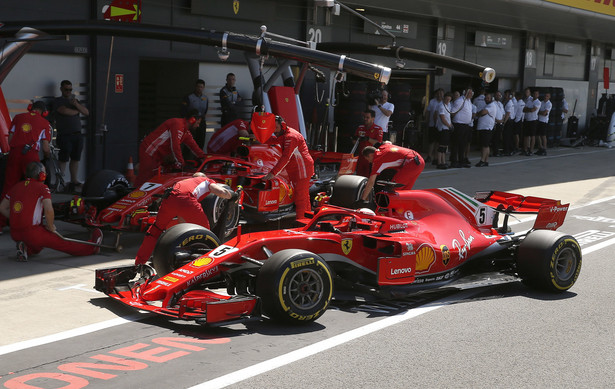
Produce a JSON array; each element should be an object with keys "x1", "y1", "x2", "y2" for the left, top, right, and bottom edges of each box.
[
  {"x1": 341, "y1": 238, "x2": 353, "y2": 255},
  {"x1": 233, "y1": 0, "x2": 239, "y2": 14}
]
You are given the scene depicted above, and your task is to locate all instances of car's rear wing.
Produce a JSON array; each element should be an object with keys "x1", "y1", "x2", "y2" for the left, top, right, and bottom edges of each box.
[{"x1": 475, "y1": 191, "x2": 569, "y2": 231}]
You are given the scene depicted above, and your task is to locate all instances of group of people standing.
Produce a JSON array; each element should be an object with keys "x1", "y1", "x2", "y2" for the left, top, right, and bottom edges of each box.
[{"x1": 426, "y1": 86, "x2": 560, "y2": 169}]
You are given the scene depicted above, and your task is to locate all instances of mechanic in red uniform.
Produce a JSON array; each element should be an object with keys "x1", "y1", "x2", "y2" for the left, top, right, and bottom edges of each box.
[
  {"x1": 134, "y1": 172, "x2": 237, "y2": 265},
  {"x1": 0, "y1": 162, "x2": 103, "y2": 261},
  {"x1": 359, "y1": 142, "x2": 425, "y2": 201},
  {"x1": 263, "y1": 115, "x2": 314, "y2": 220},
  {"x1": 354, "y1": 109, "x2": 383, "y2": 177},
  {"x1": 0, "y1": 101, "x2": 52, "y2": 230},
  {"x1": 206, "y1": 119, "x2": 250, "y2": 155},
  {"x1": 135, "y1": 110, "x2": 207, "y2": 187}
]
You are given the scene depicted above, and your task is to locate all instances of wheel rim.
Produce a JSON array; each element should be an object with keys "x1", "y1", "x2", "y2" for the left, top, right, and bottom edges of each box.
[
  {"x1": 288, "y1": 268, "x2": 324, "y2": 310},
  {"x1": 555, "y1": 247, "x2": 578, "y2": 282}
]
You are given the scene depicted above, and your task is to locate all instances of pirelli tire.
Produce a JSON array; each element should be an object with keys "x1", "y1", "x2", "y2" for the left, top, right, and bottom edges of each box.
[
  {"x1": 82, "y1": 170, "x2": 131, "y2": 209},
  {"x1": 202, "y1": 184, "x2": 240, "y2": 240},
  {"x1": 516, "y1": 230, "x2": 582, "y2": 292},
  {"x1": 152, "y1": 223, "x2": 221, "y2": 276},
  {"x1": 329, "y1": 174, "x2": 370, "y2": 209},
  {"x1": 256, "y1": 249, "x2": 333, "y2": 324}
]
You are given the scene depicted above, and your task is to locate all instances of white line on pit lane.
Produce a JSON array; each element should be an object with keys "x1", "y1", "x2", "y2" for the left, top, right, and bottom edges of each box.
[
  {"x1": 0, "y1": 315, "x2": 143, "y2": 356},
  {"x1": 189, "y1": 289, "x2": 481, "y2": 389}
]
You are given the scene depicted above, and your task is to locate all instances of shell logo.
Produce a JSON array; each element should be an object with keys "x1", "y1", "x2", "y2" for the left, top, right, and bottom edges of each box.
[
  {"x1": 415, "y1": 244, "x2": 436, "y2": 272},
  {"x1": 128, "y1": 190, "x2": 146, "y2": 199},
  {"x1": 21, "y1": 123, "x2": 32, "y2": 133},
  {"x1": 12, "y1": 201, "x2": 23, "y2": 213},
  {"x1": 441, "y1": 245, "x2": 450, "y2": 266},
  {"x1": 193, "y1": 257, "x2": 214, "y2": 267}
]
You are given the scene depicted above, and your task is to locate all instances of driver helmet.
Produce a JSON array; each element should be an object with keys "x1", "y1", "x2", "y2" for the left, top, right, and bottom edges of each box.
[{"x1": 358, "y1": 208, "x2": 375, "y2": 216}]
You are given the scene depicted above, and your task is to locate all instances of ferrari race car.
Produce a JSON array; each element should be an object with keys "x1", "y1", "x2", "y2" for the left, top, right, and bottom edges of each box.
[
  {"x1": 54, "y1": 140, "x2": 356, "y2": 244},
  {"x1": 95, "y1": 175, "x2": 582, "y2": 326}
]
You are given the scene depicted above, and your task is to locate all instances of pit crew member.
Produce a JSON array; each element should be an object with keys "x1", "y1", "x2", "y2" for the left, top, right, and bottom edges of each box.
[
  {"x1": 134, "y1": 172, "x2": 236, "y2": 265},
  {"x1": 354, "y1": 109, "x2": 383, "y2": 177},
  {"x1": 206, "y1": 119, "x2": 250, "y2": 155},
  {"x1": 0, "y1": 162, "x2": 103, "y2": 261},
  {"x1": 360, "y1": 142, "x2": 425, "y2": 201},
  {"x1": 0, "y1": 101, "x2": 52, "y2": 230},
  {"x1": 263, "y1": 115, "x2": 314, "y2": 220},
  {"x1": 135, "y1": 110, "x2": 207, "y2": 187}
]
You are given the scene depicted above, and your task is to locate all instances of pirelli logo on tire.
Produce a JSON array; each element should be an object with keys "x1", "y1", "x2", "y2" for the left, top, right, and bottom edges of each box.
[{"x1": 291, "y1": 258, "x2": 315, "y2": 269}]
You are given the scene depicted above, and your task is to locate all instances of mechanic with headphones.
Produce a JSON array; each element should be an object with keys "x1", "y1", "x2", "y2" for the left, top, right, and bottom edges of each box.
[
  {"x1": 359, "y1": 142, "x2": 425, "y2": 202},
  {"x1": 134, "y1": 172, "x2": 237, "y2": 266},
  {"x1": 0, "y1": 101, "x2": 52, "y2": 232},
  {"x1": 263, "y1": 115, "x2": 314, "y2": 221},
  {"x1": 135, "y1": 109, "x2": 207, "y2": 187},
  {"x1": 0, "y1": 161, "x2": 103, "y2": 261}
]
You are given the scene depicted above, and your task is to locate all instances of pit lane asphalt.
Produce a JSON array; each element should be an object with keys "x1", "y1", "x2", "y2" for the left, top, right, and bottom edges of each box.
[{"x1": 1, "y1": 145, "x2": 614, "y2": 388}]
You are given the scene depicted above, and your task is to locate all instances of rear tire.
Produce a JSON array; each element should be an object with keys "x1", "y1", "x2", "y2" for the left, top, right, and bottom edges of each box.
[
  {"x1": 152, "y1": 223, "x2": 221, "y2": 276},
  {"x1": 517, "y1": 230, "x2": 582, "y2": 292},
  {"x1": 329, "y1": 175, "x2": 369, "y2": 208},
  {"x1": 256, "y1": 249, "x2": 333, "y2": 324}
]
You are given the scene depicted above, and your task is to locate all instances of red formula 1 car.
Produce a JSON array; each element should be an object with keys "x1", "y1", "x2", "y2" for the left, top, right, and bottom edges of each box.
[
  {"x1": 94, "y1": 175, "x2": 582, "y2": 326},
  {"x1": 55, "y1": 142, "x2": 355, "y2": 244}
]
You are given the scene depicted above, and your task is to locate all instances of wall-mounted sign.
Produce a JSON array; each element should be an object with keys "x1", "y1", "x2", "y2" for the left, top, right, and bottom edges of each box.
[
  {"x1": 474, "y1": 31, "x2": 512, "y2": 49},
  {"x1": 102, "y1": 0, "x2": 142, "y2": 23},
  {"x1": 546, "y1": 0, "x2": 615, "y2": 17},
  {"x1": 115, "y1": 74, "x2": 124, "y2": 93},
  {"x1": 363, "y1": 19, "x2": 417, "y2": 39}
]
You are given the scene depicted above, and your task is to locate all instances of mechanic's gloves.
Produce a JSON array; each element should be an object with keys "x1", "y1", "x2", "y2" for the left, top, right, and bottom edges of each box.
[{"x1": 229, "y1": 191, "x2": 239, "y2": 202}]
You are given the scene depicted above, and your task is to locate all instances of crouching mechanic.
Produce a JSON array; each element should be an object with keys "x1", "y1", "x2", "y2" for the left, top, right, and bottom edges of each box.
[
  {"x1": 206, "y1": 119, "x2": 250, "y2": 155},
  {"x1": 135, "y1": 109, "x2": 207, "y2": 187},
  {"x1": 263, "y1": 115, "x2": 314, "y2": 220},
  {"x1": 134, "y1": 172, "x2": 237, "y2": 265},
  {"x1": 359, "y1": 142, "x2": 425, "y2": 202},
  {"x1": 0, "y1": 162, "x2": 103, "y2": 261}
]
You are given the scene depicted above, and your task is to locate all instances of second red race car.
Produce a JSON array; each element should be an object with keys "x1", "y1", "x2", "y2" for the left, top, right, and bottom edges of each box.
[{"x1": 94, "y1": 175, "x2": 582, "y2": 327}]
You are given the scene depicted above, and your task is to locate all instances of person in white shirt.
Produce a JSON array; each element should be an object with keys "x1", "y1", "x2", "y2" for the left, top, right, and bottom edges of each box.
[
  {"x1": 436, "y1": 92, "x2": 453, "y2": 169},
  {"x1": 369, "y1": 90, "x2": 394, "y2": 141},
  {"x1": 475, "y1": 93, "x2": 497, "y2": 167},
  {"x1": 492, "y1": 91, "x2": 505, "y2": 157},
  {"x1": 502, "y1": 90, "x2": 516, "y2": 155},
  {"x1": 425, "y1": 88, "x2": 444, "y2": 164},
  {"x1": 522, "y1": 88, "x2": 541, "y2": 156},
  {"x1": 474, "y1": 89, "x2": 486, "y2": 112},
  {"x1": 450, "y1": 88, "x2": 474, "y2": 168},
  {"x1": 536, "y1": 92, "x2": 552, "y2": 155},
  {"x1": 513, "y1": 91, "x2": 525, "y2": 153}
]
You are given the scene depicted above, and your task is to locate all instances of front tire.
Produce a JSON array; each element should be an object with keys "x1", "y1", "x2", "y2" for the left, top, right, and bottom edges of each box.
[
  {"x1": 152, "y1": 223, "x2": 221, "y2": 276},
  {"x1": 82, "y1": 170, "x2": 130, "y2": 209},
  {"x1": 202, "y1": 184, "x2": 240, "y2": 240},
  {"x1": 517, "y1": 230, "x2": 582, "y2": 292},
  {"x1": 256, "y1": 249, "x2": 333, "y2": 324}
]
